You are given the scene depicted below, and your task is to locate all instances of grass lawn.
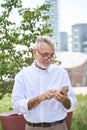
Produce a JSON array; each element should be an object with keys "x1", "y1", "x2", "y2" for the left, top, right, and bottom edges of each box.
[
  {"x1": 0, "y1": 94, "x2": 12, "y2": 130},
  {"x1": 0, "y1": 94, "x2": 87, "y2": 130},
  {"x1": 71, "y1": 94, "x2": 87, "y2": 130}
]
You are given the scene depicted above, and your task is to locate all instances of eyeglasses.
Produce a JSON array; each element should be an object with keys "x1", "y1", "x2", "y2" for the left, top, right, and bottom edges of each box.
[{"x1": 36, "y1": 49, "x2": 56, "y2": 60}]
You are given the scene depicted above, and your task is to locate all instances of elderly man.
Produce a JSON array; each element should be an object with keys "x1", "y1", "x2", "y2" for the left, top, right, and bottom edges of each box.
[{"x1": 12, "y1": 36, "x2": 77, "y2": 130}]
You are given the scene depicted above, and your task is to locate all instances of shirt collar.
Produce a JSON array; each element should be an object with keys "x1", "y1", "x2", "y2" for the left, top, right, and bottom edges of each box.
[{"x1": 32, "y1": 62, "x2": 53, "y2": 74}]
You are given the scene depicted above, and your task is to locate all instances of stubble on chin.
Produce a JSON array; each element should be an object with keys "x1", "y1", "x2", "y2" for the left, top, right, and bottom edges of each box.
[{"x1": 35, "y1": 60, "x2": 48, "y2": 70}]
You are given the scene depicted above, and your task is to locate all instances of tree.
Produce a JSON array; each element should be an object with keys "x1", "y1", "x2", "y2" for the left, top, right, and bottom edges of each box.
[{"x1": 0, "y1": 0, "x2": 53, "y2": 98}]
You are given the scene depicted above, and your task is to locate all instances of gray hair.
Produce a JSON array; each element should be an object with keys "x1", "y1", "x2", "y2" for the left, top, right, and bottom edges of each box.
[{"x1": 34, "y1": 36, "x2": 56, "y2": 49}]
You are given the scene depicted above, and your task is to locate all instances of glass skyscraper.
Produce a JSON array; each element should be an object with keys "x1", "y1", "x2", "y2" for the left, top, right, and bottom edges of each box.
[
  {"x1": 72, "y1": 23, "x2": 87, "y2": 54},
  {"x1": 44, "y1": 0, "x2": 60, "y2": 51}
]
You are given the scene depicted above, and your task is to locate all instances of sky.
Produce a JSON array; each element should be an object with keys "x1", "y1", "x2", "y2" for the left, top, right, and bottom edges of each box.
[
  {"x1": 0, "y1": 0, "x2": 87, "y2": 35},
  {"x1": 60, "y1": 0, "x2": 87, "y2": 34},
  {"x1": 22, "y1": 0, "x2": 87, "y2": 34}
]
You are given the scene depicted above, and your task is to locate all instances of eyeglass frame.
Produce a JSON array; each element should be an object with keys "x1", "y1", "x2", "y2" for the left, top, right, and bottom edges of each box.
[{"x1": 36, "y1": 49, "x2": 56, "y2": 60}]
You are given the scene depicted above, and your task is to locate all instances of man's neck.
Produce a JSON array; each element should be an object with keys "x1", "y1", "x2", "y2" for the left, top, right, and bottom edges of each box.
[{"x1": 35, "y1": 62, "x2": 47, "y2": 70}]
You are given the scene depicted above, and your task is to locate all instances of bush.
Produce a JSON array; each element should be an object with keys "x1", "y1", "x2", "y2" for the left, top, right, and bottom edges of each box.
[
  {"x1": 0, "y1": 81, "x2": 13, "y2": 99},
  {"x1": 0, "y1": 93, "x2": 12, "y2": 113}
]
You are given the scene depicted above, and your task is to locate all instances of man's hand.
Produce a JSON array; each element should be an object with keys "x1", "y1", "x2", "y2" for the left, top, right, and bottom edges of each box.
[
  {"x1": 54, "y1": 89, "x2": 71, "y2": 109},
  {"x1": 54, "y1": 90, "x2": 67, "y2": 102},
  {"x1": 42, "y1": 89, "x2": 57, "y2": 100}
]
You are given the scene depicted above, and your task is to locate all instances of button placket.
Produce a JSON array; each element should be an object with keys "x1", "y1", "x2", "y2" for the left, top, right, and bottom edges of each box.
[{"x1": 39, "y1": 71, "x2": 45, "y2": 122}]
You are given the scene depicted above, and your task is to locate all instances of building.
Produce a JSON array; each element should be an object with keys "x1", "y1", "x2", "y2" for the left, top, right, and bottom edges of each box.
[
  {"x1": 44, "y1": 0, "x2": 60, "y2": 51},
  {"x1": 60, "y1": 32, "x2": 68, "y2": 51},
  {"x1": 72, "y1": 23, "x2": 87, "y2": 54}
]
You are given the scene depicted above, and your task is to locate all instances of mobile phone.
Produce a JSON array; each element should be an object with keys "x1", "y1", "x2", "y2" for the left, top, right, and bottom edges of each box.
[{"x1": 61, "y1": 86, "x2": 69, "y2": 92}]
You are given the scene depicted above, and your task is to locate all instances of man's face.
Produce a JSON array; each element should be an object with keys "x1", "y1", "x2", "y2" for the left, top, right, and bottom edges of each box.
[{"x1": 33, "y1": 42, "x2": 55, "y2": 69}]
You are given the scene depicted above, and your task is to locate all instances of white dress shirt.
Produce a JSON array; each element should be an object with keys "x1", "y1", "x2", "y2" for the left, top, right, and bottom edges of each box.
[{"x1": 12, "y1": 63, "x2": 77, "y2": 123}]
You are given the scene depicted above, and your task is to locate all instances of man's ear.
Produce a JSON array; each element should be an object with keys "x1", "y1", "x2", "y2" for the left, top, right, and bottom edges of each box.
[{"x1": 33, "y1": 49, "x2": 36, "y2": 57}]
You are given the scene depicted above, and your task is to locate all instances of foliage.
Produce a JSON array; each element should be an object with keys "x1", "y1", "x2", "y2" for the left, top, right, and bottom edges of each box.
[
  {"x1": 71, "y1": 94, "x2": 87, "y2": 130},
  {"x1": 0, "y1": 0, "x2": 53, "y2": 98},
  {"x1": 0, "y1": 93, "x2": 12, "y2": 113}
]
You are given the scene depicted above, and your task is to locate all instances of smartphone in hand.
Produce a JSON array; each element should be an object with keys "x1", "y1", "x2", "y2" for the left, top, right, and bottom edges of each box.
[
  {"x1": 61, "y1": 86, "x2": 68, "y2": 92},
  {"x1": 60, "y1": 86, "x2": 69, "y2": 95}
]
